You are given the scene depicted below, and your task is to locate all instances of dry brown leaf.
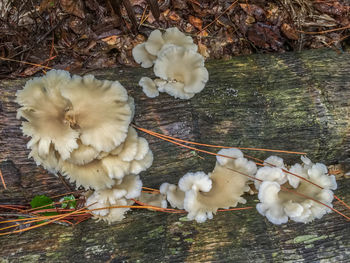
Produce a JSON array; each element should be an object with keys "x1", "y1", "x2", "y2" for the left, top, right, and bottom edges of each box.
[
  {"x1": 189, "y1": 15, "x2": 202, "y2": 30},
  {"x1": 245, "y1": 15, "x2": 255, "y2": 25},
  {"x1": 60, "y1": 0, "x2": 85, "y2": 19},
  {"x1": 247, "y1": 23, "x2": 283, "y2": 51},
  {"x1": 240, "y1": 3, "x2": 266, "y2": 21},
  {"x1": 168, "y1": 11, "x2": 181, "y2": 22},
  {"x1": 147, "y1": 12, "x2": 156, "y2": 24},
  {"x1": 198, "y1": 42, "x2": 209, "y2": 58},
  {"x1": 172, "y1": 0, "x2": 187, "y2": 10},
  {"x1": 102, "y1": 35, "x2": 120, "y2": 45},
  {"x1": 39, "y1": 0, "x2": 56, "y2": 12},
  {"x1": 314, "y1": 1, "x2": 349, "y2": 16},
  {"x1": 281, "y1": 23, "x2": 299, "y2": 40},
  {"x1": 198, "y1": 30, "x2": 208, "y2": 37}
]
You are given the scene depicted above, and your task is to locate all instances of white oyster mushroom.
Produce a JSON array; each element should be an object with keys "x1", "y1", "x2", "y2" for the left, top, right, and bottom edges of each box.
[
  {"x1": 139, "y1": 77, "x2": 159, "y2": 98},
  {"x1": 132, "y1": 43, "x2": 157, "y2": 68},
  {"x1": 174, "y1": 148, "x2": 256, "y2": 223},
  {"x1": 145, "y1": 27, "x2": 198, "y2": 56},
  {"x1": 153, "y1": 45, "x2": 208, "y2": 99},
  {"x1": 85, "y1": 174, "x2": 142, "y2": 224},
  {"x1": 160, "y1": 183, "x2": 185, "y2": 209},
  {"x1": 257, "y1": 158, "x2": 337, "y2": 224}
]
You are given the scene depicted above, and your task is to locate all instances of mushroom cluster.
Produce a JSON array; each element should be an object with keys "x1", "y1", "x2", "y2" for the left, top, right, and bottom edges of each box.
[
  {"x1": 133, "y1": 27, "x2": 209, "y2": 99},
  {"x1": 16, "y1": 70, "x2": 153, "y2": 223},
  {"x1": 160, "y1": 148, "x2": 257, "y2": 223},
  {"x1": 256, "y1": 156, "x2": 337, "y2": 224}
]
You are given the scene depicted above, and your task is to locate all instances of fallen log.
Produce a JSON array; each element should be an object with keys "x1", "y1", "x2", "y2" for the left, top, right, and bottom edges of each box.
[{"x1": 0, "y1": 48, "x2": 349, "y2": 262}]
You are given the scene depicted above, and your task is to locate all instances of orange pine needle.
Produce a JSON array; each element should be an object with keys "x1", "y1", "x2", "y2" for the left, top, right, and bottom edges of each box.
[
  {"x1": 0, "y1": 205, "x2": 24, "y2": 212},
  {"x1": 142, "y1": 186, "x2": 160, "y2": 192},
  {"x1": 133, "y1": 125, "x2": 306, "y2": 155},
  {"x1": 198, "y1": 0, "x2": 239, "y2": 35},
  {"x1": 0, "y1": 57, "x2": 53, "y2": 70},
  {"x1": 135, "y1": 126, "x2": 350, "y2": 216},
  {"x1": 334, "y1": 195, "x2": 350, "y2": 211},
  {"x1": 217, "y1": 207, "x2": 253, "y2": 212},
  {"x1": 0, "y1": 169, "x2": 6, "y2": 190},
  {"x1": 0, "y1": 207, "x2": 87, "y2": 236}
]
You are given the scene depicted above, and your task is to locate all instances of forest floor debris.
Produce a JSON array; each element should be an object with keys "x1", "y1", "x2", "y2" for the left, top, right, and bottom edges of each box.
[{"x1": 0, "y1": 0, "x2": 349, "y2": 79}]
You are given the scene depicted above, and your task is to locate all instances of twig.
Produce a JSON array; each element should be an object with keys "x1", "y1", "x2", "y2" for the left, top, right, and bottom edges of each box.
[{"x1": 297, "y1": 24, "x2": 350, "y2": 35}]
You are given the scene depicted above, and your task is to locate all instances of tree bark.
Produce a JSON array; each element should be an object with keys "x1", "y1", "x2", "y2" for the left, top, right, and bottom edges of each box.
[{"x1": 0, "y1": 49, "x2": 350, "y2": 262}]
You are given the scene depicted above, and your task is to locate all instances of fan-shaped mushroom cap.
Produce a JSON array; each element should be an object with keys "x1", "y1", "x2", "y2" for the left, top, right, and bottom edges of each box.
[
  {"x1": 179, "y1": 148, "x2": 257, "y2": 223},
  {"x1": 144, "y1": 29, "x2": 164, "y2": 56},
  {"x1": 66, "y1": 142, "x2": 100, "y2": 165},
  {"x1": 132, "y1": 43, "x2": 157, "y2": 68},
  {"x1": 60, "y1": 127, "x2": 153, "y2": 188},
  {"x1": 153, "y1": 45, "x2": 208, "y2": 99},
  {"x1": 99, "y1": 128, "x2": 154, "y2": 180},
  {"x1": 29, "y1": 142, "x2": 60, "y2": 173},
  {"x1": 112, "y1": 127, "x2": 139, "y2": 161},
  {"x1": 85, "y1": 175, "x2": 142, "y2": 223},
  {"x1": 90, "y1": 174, "x2": 142, "y2": 202},
  {"x1": 254, "y1": 166, "x2": 286, "y2": 190},
  {"x1": 256, "y1": 159, "x2": 337, "y2": 224},
  {"x1": 159, "y1": 183, "x2": 186, "y2": 209},
  {"x1": 139, "y1": 77, "x2": 159, "y2": 98},
  {"x1": 86, "y1": 194, "x2": 133, "y2": 224},
  {"x1": 59, "y1": 159, "x2": 115, "y2": 190},
  {"x1": 145, "y1": 28, "x2": 198, "y2": 56},
  {"x1": 154, "y1": 80, "x2": 195, "y2": 99},
  {"x1": 16, "y1": 70, "x2": 79, "y2": 160},
  {"x1": 264, "y1": 155, "x2": 285, "y2": 168},
  {"x1": 60, "y1": 74, "x2": 133, "y2": 153},
  {"x1": 256, "y1": 182, "x2": 288, "y2": 224}
]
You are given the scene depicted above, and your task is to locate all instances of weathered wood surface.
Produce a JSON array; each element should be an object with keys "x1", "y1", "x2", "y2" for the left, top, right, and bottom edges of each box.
[{"x1": 0, "y1": 49, "x2": 350, "y2": 262}]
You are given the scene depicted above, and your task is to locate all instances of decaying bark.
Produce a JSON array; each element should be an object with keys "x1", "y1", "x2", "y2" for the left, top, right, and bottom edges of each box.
[{"x1": 0, "y1": 49, "x2": 349, "y2": 262}]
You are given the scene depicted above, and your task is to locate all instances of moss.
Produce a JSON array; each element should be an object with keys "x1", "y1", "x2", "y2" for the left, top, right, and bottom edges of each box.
[
  {"x1": 147, "y1": 226, "x2": 165, "y2": 238},
  {"x1": 293, "y1": 234, "x2": 328, "y2": 244}
]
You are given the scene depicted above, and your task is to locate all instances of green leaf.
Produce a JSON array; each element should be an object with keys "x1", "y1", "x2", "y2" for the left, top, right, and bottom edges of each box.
[
  {"x1": 29, "y1": 195, "x2": 59, "y2": 218},
  {"x1": 30, "y1": 195, "x2": 54, "y2": 209},
  {"x1": 60, "y1": 195, "x2": 77, "y2": 209}
]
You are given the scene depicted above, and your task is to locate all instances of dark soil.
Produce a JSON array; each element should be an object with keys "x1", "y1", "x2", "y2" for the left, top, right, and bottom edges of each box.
[{"x1": 0, "y1": 0, "x2": 349, "y2": 79}]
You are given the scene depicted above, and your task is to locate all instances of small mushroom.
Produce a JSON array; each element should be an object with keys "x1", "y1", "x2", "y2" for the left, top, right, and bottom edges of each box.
[
  {"x1": 153, "y1": 45, "x2": 208, "y2": 99},
  {"x1": 86, "y1": 194, "x2": 133, "y2": 224},
  {"x1": 160, "y1": 182, "x2": 185, "y2": 209},
  {"x1": 138, "y1": 77, "x2": 159, "y2": 98},
  {"x1": 85, "y1": 174, "x2": 142, "y2": 223},
  {"x1": 29, "y1": 142, "x2": 60, "y2": 173},
  {"x1": 66, "y1": 141, "x2": 100, "y2": 165},
  {"x1": 59, "y1": 158, "x2": 115, "y2": 190},
  {"x1": 256, "y1": 157, "x2": 337, "y2": 224},
  {"x1": 132, "y1": 43, "x2": 157, "y2": 68},
  {"x1": 145, "y1": 27, "x2": 198, "y2": 56},
  {"x1": 162, "y1": 148, "x2": 257, "y2": 223}
]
